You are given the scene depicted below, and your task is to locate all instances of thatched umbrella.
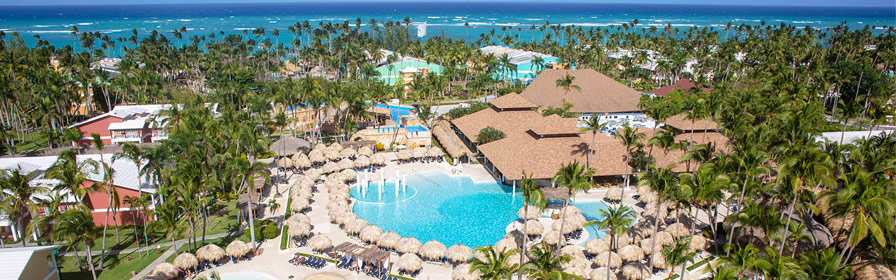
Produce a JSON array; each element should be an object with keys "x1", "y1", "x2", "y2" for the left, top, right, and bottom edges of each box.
[
  {"x1": 518, "y1": 205, "x2": 542, "y2": 220},
  {"x1": 396, "y1": 149, "x2": 412, "y2": 160},
  {"x1": 309, "y1": 150, "x2": 326, "y2": 163},
  {"x1": 543, "y1": 230, "x2": 566, "y2": 247},
  {"x1": 378, "y1": 231, "x2": 402, "y2": 250},
  {"x1": 359, "y1": 146, "x2": 374, "y2": 156},
  {"x1": 326, "y1": 149, "x2": 341, "y2": 161},
  {"x1": 151, "y1": 263, "x2": 178, "y2": 280},
  {"x1": 322, "y1": 161, "x2": 339, "y2": 174},
  {"x1": 602, "y1": 233, "x2": 631, "y2": 248},
  {"x1": 286, "y1": 214, "x2": 311, "y2": 228},
  {"x1": 427, "y1": 147, "x2": 443, "y2": 158},
  {"x1": 196, "y1": 244, "x2": 225, "y2": 262},
  {"x1": 290, "y1": 198, "x2": 310, "y2": 212},
  {"x1": 226, "y1": 240, "x2": 251, "y2": 258},
  {"x1": 618, "y1": 244, "x2": 645, "y2": 262},
  {"x1": 173, "y1": 252, "x2": 198, "y2": 269},
  {"x1": 293, "y1": 188, "x2": 312, "y2": 201},
  {"x1": 360, "y1": 225, "x2": 384, "y2": 243},
  {"x1": 594, "y1": 251, "x2": 622, "y2": 268},
  {"x1": 329, "y1": 142, "x2": 344, "y2": 151},
  {"x1": 630, "y1": 222, "x2": 653, "y2": 239},
  {"x1": 288, "y1": 222, "x2": 311, "y2": 239},
  {"x1": 397, "y1": 237, "x2": 423, "y2": 254},
  {"x1": 447, "y1": 244, "x2": 473, "y2": 263},
  {"x1": 507, "y1": 251, "x2": 530, "y2": 267},
  {"x1": 312, "y1": 143, "x2": 326, "y2": 152},
  {"x1": 655, "y1": 231, "x2": 674, "y2": 246},
  {"x1": 371, "y1": 153, "x2": 387, "y2": 165},
  {"x1": 336, "y1": 212, "x2": 356, "y2": 225},
  {"x1": 397, "y1": 253, "x2": 423, "y2": 274},
  {"x1": 562, "y1": 265, "x2": 586, "y2": 278},
  {"x1": 494, "y1": 238, "x2": 518, "y2": 253},
  {"x1": 271, "y1": 136, "x2": 311, "y2": 157},
  {"x1": 585, "y1": 238, "x2": 609, "y2": 255},
  {"x1": 638, "y1": 192, "x2": 657, "y2": 204},
  {"x1": 291, "y1": 153, "x2": 310, "y2": 168},
  {"x1": 340, "y1": 148, "x2": 356, "y2": 159},
  {"x1": 334, "y1": 158, "x2": 351, "y2": 170},
  {"x1": 590, "y1": 267, "x2": 617, "y2": 280},
  {"x1": 560, "y1": 245, "x2": 586, "y2": 260},
  {"x1": 452, "y1": 263, "x2": 481, "y2": 280},
  {"x1": 650, "y1": 253, "x2": 670, "y2": 270},
  {"x1": 524, "y1": 219, "x2": 544, "y2": 236},
  {"x1": 606, "y1": 188, "x2": 623, "y2": 202},
  {"x1": 340, "y1": 168, "x2": 357, "y2": 180},
  {"x1": 622, "y1": 262, "x2": 651, "y2": 280},
  {"x1": 305, "y1": 169, "x2": 322, "y2": 181},
  {"x1": 689, "y1": 235, "x2": 708, "y2": 253},
  {"x1": 563, "y1": 205, "x2": 582, "y2": 215},
  {"x1": 639, "y1": 238, "x2": 664, "y2": 255},
  {"x1": 278, "y1": 157, "x2": 294, "y2": 169},
  {"x1": 552, "y1": 215, "x2": 584, "y2": 234},
  {"x1": 420, "y1": 240, "x2": 448, "y2": 261},
  {"x1": 346, "y1": 219, "x2": 369, "y2": 235},
  {"x1": 666, "y1": 222, "x2": 689, "y2": 238},
  {"x1": 309, "y1": 234, "x2": 332, "y2": 252},
  {"x1": 354, "y1": 155, "x2": 371, "y2": 168},
  {"x1": 412, "y1": 147, "x2": 427, "y2": 159}
]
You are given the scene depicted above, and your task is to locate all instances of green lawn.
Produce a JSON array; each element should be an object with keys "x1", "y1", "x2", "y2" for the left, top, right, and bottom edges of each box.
[
  {"x1": 166, "y1": 233, "x2": 250, "y2": 262},
  {"x1": 57, "y1": 246, "x2": 170, "y2": 280}
]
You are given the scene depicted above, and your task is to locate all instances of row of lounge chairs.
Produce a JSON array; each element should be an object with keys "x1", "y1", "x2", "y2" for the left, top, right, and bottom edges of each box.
[
  {"x1": 290, "y1": 255, "x2": 327, "y2": 269},
  {"x1": 336, "y1": 256, "x2": 355, "y2": 269}
]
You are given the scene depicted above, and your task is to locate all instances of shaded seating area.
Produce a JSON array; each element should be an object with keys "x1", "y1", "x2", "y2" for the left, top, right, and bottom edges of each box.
[{"x1": 333, "y1": 242, "x2": 393, "y2": 278}]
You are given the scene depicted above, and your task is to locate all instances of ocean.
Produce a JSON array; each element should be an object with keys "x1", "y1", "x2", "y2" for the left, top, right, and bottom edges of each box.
[{"x1": 0, "y1": 2, "x2": 893, "y2": 47}]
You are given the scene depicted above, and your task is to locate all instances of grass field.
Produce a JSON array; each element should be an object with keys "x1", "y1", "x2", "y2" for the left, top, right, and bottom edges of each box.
[{"x1": 57, "y1": 246, "x2": 170, "y2": 280}]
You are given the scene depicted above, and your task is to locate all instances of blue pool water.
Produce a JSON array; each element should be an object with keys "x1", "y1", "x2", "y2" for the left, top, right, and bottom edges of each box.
[
  {"x1": 351, "y1": 172, "x2": 523, "y2": 247},
  {"x1": 374, "y1": 104, "x2": 413, "y2": 123},
  {"x1": 406, "y1": 125, "x2": 428, "y2": 133},
  {"x1": 574, "y1": 200, "x2": 611, "y2": 242}
]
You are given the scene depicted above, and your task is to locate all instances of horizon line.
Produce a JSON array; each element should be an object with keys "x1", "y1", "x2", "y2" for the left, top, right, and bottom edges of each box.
[{"x1": 1, "y1": 1, "x2": 894, "y2": 9}]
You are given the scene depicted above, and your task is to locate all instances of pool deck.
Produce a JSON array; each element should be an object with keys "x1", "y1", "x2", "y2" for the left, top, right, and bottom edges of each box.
[{"x1": 196, "y1": 154, "x2": 717, "y2": 280}]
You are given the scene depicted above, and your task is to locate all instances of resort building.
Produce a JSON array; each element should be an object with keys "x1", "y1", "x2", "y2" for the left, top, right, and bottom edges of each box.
[
  {"x1": 648, "y1": 78, "x2": 712, "y2": 97},
  {"x1": 375, "y1": 57, "x2": 444, "y2": 86},
  {"x1": 0, "y1": 245, "x2": 62, "y2": 280},
  {"x1": 451, "y1": 93, "x2": 628, "y2": 184},
  {"x1": 480, "y1": 45, "x2": 561, "y2": 83},
  {"x1": 69, "y1": 104, "x2": 171, "y2": 146},
  {"x1": 0, "y1": 154, "x2": 157, "y2": 231}
]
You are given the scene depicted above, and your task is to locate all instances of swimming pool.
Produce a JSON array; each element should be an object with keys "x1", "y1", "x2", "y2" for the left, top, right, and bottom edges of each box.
[
  {"x1": 351, "y1": 171, "x2": 523, "y2": 247},
  {"x1": 406, "y1": 125, "x2": 428, "y2": 133},
  {"x1": 373, "y1": 104, "x2": 414, "y2": 123},
  {"x1": 574, "y1": 200, "x2": 610, "y2": 243}
]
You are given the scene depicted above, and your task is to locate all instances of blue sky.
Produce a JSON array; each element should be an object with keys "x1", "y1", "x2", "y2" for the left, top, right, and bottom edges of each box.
[{"x1": 1, "y1": 0, "x2": 893, "y2": 7}]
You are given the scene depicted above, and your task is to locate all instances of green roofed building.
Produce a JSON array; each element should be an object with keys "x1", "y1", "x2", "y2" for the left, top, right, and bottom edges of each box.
[{"x1": 375, "y1": 57, "x2": 444, "y2": 86}]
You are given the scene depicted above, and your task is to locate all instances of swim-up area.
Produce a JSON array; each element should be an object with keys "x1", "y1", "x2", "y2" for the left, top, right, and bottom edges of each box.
[{"x1": 351, "y1": 171, "x2": 522, "y2": 247}]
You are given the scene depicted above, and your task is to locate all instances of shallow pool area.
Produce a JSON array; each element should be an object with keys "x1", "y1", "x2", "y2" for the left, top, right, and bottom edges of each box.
[
  {"x1": 219, "y1": 271, "x2": 277, "y2": 280},
  {"x1": 374, "y1": 103, "x2": 413, "y2": 123},
  {"x1": 574, "y1": 200, "x2": 611, "y2": 243},
  {"x1": 351, "y1": 171, "x2": 523, "y2": 247}
]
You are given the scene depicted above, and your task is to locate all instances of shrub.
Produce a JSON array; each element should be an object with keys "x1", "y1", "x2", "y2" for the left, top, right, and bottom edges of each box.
[
  {"x1": 253, "y1": 219, "x2": 279, "y2": 240},
  {"x1": 446, "y1": 102, "x2": 491, "y2": 119},
  {"x1": 477, "y1": 126, "x2": 506, "y2": 144},
  {"x1": 375, "y1": 142, "x2": 385, "y2": 151}
]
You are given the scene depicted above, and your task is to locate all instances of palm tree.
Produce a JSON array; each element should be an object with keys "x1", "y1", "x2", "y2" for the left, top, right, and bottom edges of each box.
[
  {"x1": 595, "y1": 204, "x2": 635, "y2": 280},
  {"x1": 552, "y1": 161, "x2": 593, "y2": 253},
  {"x1": 469, "y1": 245, "x2": 520, "y2": 280},
  {"x1": 760, "y1": 247, "x2": 806, "y2": 280},
  {"x1": 555, "y1": 73, "x2": 581, "y2": 94},
  {"x1": 0, "y1": 170, "x2": 47, "y2": 246},
  {"x1": 477, "y1": 126, "x2": 506, "y2": 145},
  {"x1": 637, "y1": 164, "x2": 678, "y2": 271},
  {"x1": 799, "y1": 248, "x2": 853, "y2": 280},
  {"x1": 520, "y1": 242, "x2": 573, "y2": 279},
  {"x1": 616, "y1": 123, "x2": 644, "y2": 193},
  {"x1": 47, "y1": 150, "x2": 99, "y2": 206},
  {"x1": 517, "y1": 170, "x2": 546, "y2": 279},
  {"x1": 53, "y1": 206, "x2": 99, "y2": 280},
  {"x1": 663, "y1": 237, "x2": 697, "y2": 279},
  {"x1": 821, "y1": 169, "x2": 895, "y2": 265},
  {"x1": 580, "y1": 114, "x2": 607, "y2": 170},
  {"x1": 707, "y1": 262, "x2": 739, "y2": 280},
  {"x1": 718, "y1": 244, "x2": 767, "y2": 277}
]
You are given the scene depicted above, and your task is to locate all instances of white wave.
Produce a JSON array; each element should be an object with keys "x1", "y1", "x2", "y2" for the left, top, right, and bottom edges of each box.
[
  {"x1": 122, "y1": 17, "x2": 128, "y2": 20},
  {"x1": 178, "y1": 19, "x2": 192, "y2": 22},
  {"x1": 28, "y1": 30, "x2": 71, "y2": 33},
  {"x1": 522, "y1": 18, "x2": 543, "y2": 21},
  {"x1": 427, "y1": 16, "x2": 441, "y2": 19},
  {"x1": 792, "y1": 20, "x2": 819, "y2": 24},
  {"x1": 465, "y1": 22, "x2": 490, "y2": 26},
  {"x1": 77, "y1": 22, "x2": 93, "y2": 25},
  {"x1": 495, "y1": 22, "x2": 519, "y2": 26},
  {"x1": 269, "y1": 21, "x2": 277, "y2": 23},
  {"x1": 185, "y1": 28, "x2": 195, "y2": 31},
  {"x1": 144, "y1": 20, "x2": 161, "y2": 23},
  {"x1": 561, "y1": 22, "x2": 624, "y2": 27},
  {"x1": 0, "y1": 29, "x2": 9, "y2": 31},
  {"x1": 858, "y1": 21, "x2": 863, "y2": 24},
  {"x1": 233, "y1": 27, "x2": 255, "y2": 30},
  {"x1": 101, "y1": 29, "x2": 125, "y2": 33},
  {"x1": 33, "y1": 25, "x2": 55, "y2": 28}
]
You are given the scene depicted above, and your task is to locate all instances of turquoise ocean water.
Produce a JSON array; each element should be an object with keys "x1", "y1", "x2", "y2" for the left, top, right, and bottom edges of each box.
[{"x1": 0, "y1": 2, "x2": 893, "y2": 48}]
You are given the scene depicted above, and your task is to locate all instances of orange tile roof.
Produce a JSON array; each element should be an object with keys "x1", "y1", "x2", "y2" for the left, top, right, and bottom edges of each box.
[
  {"x1": 663, "y1": 113, "x2": 719, "y2": 132},
  {"x1": 520, "y1": 69, "x2": 643, "y2": 113}
]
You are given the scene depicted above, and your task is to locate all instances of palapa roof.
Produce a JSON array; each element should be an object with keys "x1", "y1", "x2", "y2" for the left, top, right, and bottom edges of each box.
[
  {"x1": 432, "y1": 120, "x2": 474, "y2": 158},
  {"x1": 520, "y1": 69, "x2": 643, "y2": 113},
  {"x1": 358, "y1": 247, "x2": 390, "y2": 261},
  {"x1": 270, "y1": 136, "x2": 311, "y2": 156},
  {"x1": 542, "y1": 187, "x2": 571, "y2": 201},
  {"x1": 648, "y1": 78, "x2": 711, "y2": 97},
  {"x1": 489, "y1": 92, "x2": 537, "y2": 110},
  {"x1": 662, "y1": 113, "x2": 719, "y2": 132}
]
